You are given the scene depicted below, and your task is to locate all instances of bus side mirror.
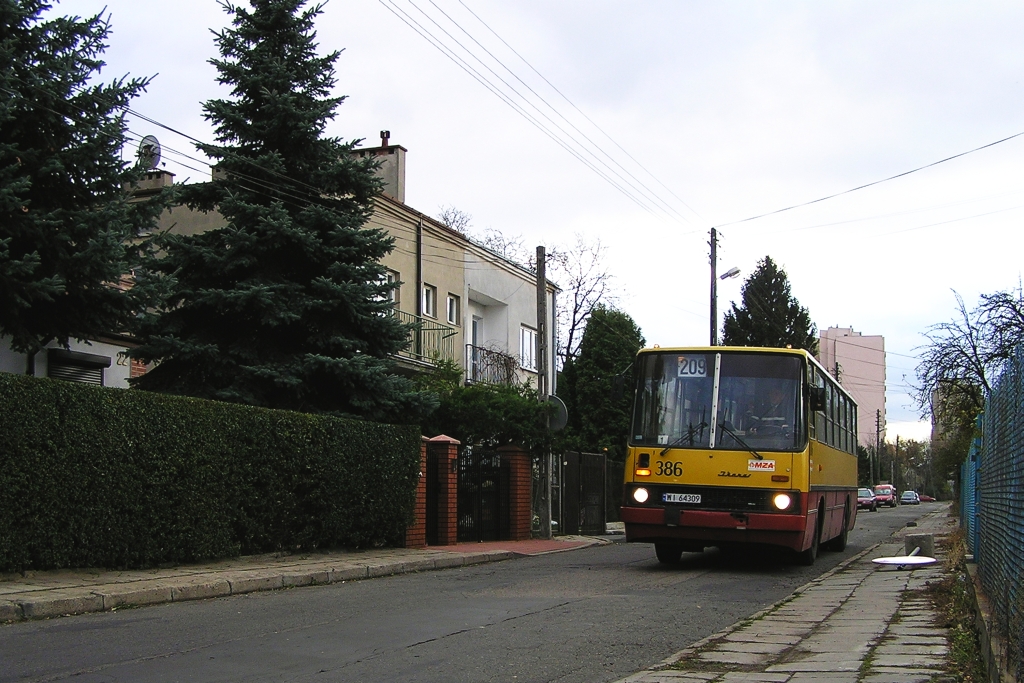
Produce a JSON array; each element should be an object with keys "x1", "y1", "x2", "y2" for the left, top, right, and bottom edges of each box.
[{"x1": 809, "y1": 387, "x2": 826, "y2": 412}]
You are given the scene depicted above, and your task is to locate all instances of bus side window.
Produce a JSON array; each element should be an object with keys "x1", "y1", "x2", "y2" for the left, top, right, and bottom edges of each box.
[
  {"x1": 830, "y1": 384, "x2": 838, "y2": 448},
  {"x1": 839, "y1": 394, "x2": 847, "y2": 452},
  {"x1": 815, "y1": 372, "x2": 826, "y2": 442},
  {"x1": 851, "y1": 404, "x2": 858, "y2": 454},
  {"x1": 807, "y1": 368, "x2": 815, "y2": 440}
]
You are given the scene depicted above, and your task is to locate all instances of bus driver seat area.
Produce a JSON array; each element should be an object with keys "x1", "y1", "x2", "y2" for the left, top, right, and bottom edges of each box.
[{"x1": 748, "y1": 384, "x2": 794, "y2": 437}]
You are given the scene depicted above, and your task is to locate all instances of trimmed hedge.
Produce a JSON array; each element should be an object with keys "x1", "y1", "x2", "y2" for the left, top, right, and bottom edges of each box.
[{"x1": 0, "y1": 372, "x2": 421, "y2": 572}]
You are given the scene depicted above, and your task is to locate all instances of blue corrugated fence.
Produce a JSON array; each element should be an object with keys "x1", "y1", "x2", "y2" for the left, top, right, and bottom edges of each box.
[{"x1": 967, "y1": 346, "x2": 1024, "y2": 681}]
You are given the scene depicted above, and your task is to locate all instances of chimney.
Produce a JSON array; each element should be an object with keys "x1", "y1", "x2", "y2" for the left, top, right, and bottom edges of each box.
[{"x1": 352, "y1": 130, "x2": 406, "y2": 204}]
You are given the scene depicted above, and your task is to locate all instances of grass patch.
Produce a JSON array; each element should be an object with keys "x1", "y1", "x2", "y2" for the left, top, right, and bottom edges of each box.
[{"x1": 925, "y1": 528, "x2": 987, "y2": 683}]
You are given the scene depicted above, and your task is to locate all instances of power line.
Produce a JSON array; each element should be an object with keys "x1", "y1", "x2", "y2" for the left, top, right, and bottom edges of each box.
[
  {"x1": 715, "y1": 129, "x2": 1024, "y2": 229},
  {"x1": 380, "y1": 0, "x2": 696, "y2": 223},
  {"x1": 420, "y1": 0, "x2": 693, "y2": 225},
  {"x1": 455, "y1": 0, "x2": 702, "y2": 222},
  {"x1": 377, "y1": 0, "x2": 663, "y2": 219}
]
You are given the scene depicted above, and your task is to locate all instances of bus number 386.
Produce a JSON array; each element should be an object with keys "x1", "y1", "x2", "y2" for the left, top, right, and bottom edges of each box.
[{"x1": 655, "y1": 461, "x2": 684, "y2": 477}]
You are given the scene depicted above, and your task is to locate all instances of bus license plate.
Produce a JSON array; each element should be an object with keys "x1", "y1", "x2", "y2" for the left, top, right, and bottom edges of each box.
[{"x1": 662, "y1": 493, "x2": 701, "y2": 504}]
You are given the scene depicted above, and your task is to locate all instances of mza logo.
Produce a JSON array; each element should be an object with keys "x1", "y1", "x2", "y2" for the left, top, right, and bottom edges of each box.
[{"x1": 747, "y1": 459, "x2": 776, "y2": 472}]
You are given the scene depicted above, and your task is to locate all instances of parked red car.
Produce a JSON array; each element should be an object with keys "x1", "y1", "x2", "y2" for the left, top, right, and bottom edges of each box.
[
  {"x1": 873, "y1": 484, "x2": 898, "y2": 507},
  {"x1": 858, "y1": 488, "x2": 878, "y2": 512},
  {"x1": 918, "y1": 494, "x2": 935, "y2": 502}
]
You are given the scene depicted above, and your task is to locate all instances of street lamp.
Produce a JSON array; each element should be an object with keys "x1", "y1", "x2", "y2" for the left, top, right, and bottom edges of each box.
[{"x1": 709, "y1": 228, "x2": 740, "y2": 346}]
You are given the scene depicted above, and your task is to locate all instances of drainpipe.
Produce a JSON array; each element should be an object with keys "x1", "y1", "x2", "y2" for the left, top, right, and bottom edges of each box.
[{"x1": 416, "y1": 219, "x2": 423, "y2": 358}]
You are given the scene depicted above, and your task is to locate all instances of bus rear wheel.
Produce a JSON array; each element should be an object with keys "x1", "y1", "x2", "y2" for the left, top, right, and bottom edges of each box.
[{"x1": 655, "y1": 542, "x2": 683, "y2": 564}]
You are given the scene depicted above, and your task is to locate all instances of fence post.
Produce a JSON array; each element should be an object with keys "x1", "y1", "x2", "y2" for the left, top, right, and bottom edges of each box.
[
  {"x1": 428, "y1": 435, "x2": 460, "y2": 546},
  {"x1": 404, "y1": 437, "x2": 430, "y2": 549},
  {"x1": 498, "y1": 444, "x2": 533, "y2": 541}
]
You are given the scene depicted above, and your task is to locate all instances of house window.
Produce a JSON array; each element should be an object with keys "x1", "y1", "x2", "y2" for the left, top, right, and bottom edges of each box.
[
  {"x1": 446, "y1": 294, "x2": 460, "y2": 326},
  {"x1": 520, "y1": 326, "x2": 537, "y2": 371},
  {"x1": 422, "y1": 284, "x2": 437, "y2": 318},
  {"x1": 47, "y1": 348, "x2": 110, "y2": 386},
  {"x1": 386, "y1": 270, "x2": 400, "y2": 305},
  {"x1": 375, "y1": 270, "x2": 400, "y2": 306}
]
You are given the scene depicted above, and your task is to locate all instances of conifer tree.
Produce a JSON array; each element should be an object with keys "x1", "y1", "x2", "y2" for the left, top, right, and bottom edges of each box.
[
  {"x1": 560, "y1": 305, "x2": 644, "y2": 462},
  {"x1": 131, "y1": 0, "x2": 431, "y2": 421},
  {"x1": 0, "y1": 0, "x2": 164, "y2": 366},
  {"x1": 722, "y1": 256, "x2": 817, "y2": 353}
]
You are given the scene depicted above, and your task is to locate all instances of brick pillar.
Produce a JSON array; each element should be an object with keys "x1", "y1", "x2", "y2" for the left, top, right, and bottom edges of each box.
[
  {"x1": 498, "y1": 444, "x2": 533, "y2": 541},
  {"x1": 428, "y1": 435, "x2": 460, "y2": 546},
  {"x1": 404, "y1": 437, "x2": 430, "y2": 549}
]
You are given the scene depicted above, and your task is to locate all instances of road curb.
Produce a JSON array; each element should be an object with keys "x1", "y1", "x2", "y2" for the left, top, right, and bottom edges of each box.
[{"x1": 0, "y1": 549, "x2": 519, "y2": 624}]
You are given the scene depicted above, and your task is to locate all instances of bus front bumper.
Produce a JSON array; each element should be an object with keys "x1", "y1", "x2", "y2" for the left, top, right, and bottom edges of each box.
[{"x1": 621, "y1": 505, "x2": 810, "y2": 552}]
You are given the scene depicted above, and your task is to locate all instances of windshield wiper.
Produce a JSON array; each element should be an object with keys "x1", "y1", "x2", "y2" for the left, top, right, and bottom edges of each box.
[
  {"x1": 660, "y1": 420, "x2": 708, "y2": 456},
  {"x1": 717, "y1": 422, "x2": 764, "y2": 460}
]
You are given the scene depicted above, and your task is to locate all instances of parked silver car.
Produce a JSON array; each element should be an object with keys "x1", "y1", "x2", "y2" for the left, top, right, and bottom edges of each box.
[{"x1": 899, "y1": 491, "x2": 920, "y2": 505}]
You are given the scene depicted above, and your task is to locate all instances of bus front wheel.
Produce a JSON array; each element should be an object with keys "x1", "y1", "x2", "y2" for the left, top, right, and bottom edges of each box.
[
  {"x1": 796, "y1": 510, "x2": 822, "y2": 566},
  {"x1": 826, "y1": 502, "x2": 850, "y2": 552},
  {"x1": 655, "y1": 542, "x2": 683, "y2": 564}
]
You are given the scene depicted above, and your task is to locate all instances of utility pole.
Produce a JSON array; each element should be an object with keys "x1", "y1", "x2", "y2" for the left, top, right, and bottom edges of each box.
[
  {"x1": 536, "y1": 246, "x2": 552, "y2": 539},
  {"x1": 710, "y1": 228, "x2": 718, "y2": 346},
  {"x1": 875, "y1": 409, "x2": 883, "y2": 485},
  {"x1": 893, "y1": 435, "x2": 899, "y2": 490},
  {"x1": 536, "y1": 246, "x2": 548, "y2": 402}
]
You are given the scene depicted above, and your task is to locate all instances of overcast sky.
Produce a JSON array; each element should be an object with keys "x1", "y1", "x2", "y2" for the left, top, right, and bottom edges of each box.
[{"x1": 56, "y1": 0, "x2": 1024, "y2": 441}]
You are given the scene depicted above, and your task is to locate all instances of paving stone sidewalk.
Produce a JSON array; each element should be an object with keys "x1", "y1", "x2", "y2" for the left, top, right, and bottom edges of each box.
[
  {"x1": 617, "y1": 507, "x2": 957, "y2": 683},
  {"x1": 0, "y1": 536, "x2": 605, "y2": 623}
]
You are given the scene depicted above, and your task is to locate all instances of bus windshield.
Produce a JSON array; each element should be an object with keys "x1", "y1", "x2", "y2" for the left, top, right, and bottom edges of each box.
[{"x1": 631, "y1": 351, "x2": 805, "y2": 452}]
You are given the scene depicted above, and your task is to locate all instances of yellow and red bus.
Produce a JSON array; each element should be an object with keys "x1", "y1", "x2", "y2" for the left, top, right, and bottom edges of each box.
[{"x1": 621, "y1": 346, "x2": 858, "y2": 565}]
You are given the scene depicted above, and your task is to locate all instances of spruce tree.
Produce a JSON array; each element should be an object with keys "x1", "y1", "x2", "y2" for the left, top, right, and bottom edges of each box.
[
  {"x1": 722, "y1": 256, "x2": 818, "y2": 353},
  {"x1": 131, "y1": 0, "x2": 431, "y2": 422},
  {"x1": 560, "y1": 305, "x2": 644, "y2": 462},
  {"x1": 0, "y1": 0, "x2": 164, "y2": 365}
]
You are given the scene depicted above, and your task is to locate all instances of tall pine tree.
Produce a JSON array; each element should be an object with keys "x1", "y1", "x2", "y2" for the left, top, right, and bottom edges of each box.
[
  {"x1": 0, "y1": 0, "x2": 164, "y2": 366},
  {"x1": 131, "y1": 0, "x2": 431, "y2": 422},
  {"x1": 722, "y1": 256, "x2": 817, "y2": 353},
  {"x1": 560, "y1": 305, "x2": 644, "y2": 462}
]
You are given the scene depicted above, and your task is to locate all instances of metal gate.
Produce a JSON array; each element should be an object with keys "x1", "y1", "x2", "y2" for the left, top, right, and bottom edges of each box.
[
  {"x1": 457, "y1": 447, "x2": 509, "y2": 542},
  {"x1": 560, "y1": 451, "x2": 606, "y2": 536}
]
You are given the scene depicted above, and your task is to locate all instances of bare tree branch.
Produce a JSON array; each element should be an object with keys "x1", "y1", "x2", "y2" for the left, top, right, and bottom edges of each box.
[
  {"x1": 915, "y1": 285, "x2": 1024, "y2": 416},
  {"x1": 436, "y1": 205, "x2": 473, "y2": 234},
  {"x1": 546, "y1": 234, "x2": 618, "y2": 367}
]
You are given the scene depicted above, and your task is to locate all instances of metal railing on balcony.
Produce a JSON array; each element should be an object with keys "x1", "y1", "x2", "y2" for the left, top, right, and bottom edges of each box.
[
  {"x1": 466, "y1": 344, "x2": 518, "y2": 386},
  {"x1": 391, "y1": 310, "x2": 457, "y2": 366}
]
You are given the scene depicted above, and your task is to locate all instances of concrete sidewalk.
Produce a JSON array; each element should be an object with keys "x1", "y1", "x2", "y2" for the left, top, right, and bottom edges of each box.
[
  {"x1": 616, "y1": 506, "x2": 957, "y2": 683},
  {"x1": 0, "y1": 535, "x2": 607, "y2": 623}
]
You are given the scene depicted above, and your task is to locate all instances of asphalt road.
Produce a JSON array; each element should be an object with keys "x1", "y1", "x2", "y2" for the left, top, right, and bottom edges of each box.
[{"x1": 0, "y1": 503, "x2": 934, "y2": 683}]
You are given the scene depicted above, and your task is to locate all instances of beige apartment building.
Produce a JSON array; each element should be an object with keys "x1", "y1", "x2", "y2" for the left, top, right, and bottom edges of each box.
[
  {"x1": 129, "y1": 137, "x2": 558, "y2": 392},
  {"x1": 2, "y1": 137, "x2": 557, "y2": 393},
  {"x1": 818, "y1": 326, "x2": 886, "y2": 450}
]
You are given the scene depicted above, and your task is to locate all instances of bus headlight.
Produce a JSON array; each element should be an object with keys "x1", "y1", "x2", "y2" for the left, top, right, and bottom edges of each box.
[
  {"x1": 633, "y1": 487, "x2": 650, "y2": 504},
  {"x1": 772, "y1": 493, "x2": 793, "y2": 510}
]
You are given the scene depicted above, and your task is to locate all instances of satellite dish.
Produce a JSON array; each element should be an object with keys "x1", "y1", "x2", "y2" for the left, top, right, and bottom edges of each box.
[
  {"x1": 547, "y1": 395, "x2": 568, "y2": 432},
  {"x1": 137, "y1": 135, "x2": 161, "y2": 170}
]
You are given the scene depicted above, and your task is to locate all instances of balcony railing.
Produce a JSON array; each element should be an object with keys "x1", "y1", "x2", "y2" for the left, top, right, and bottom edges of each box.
[
  {"x1": 466, "y1": 344, "x2": 518, "y2": 386},
  {"x1": 391, "y1": 310, "x2": 457, "y2": 366}
]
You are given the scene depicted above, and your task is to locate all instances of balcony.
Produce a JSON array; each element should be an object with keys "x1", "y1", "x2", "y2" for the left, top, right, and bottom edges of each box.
[
  {"x1": 391, "y1": 310, "x2": 457, "y2": 366},
  {"x1": 466, "y1": 344, "x2": 518, "y2": 386}
]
